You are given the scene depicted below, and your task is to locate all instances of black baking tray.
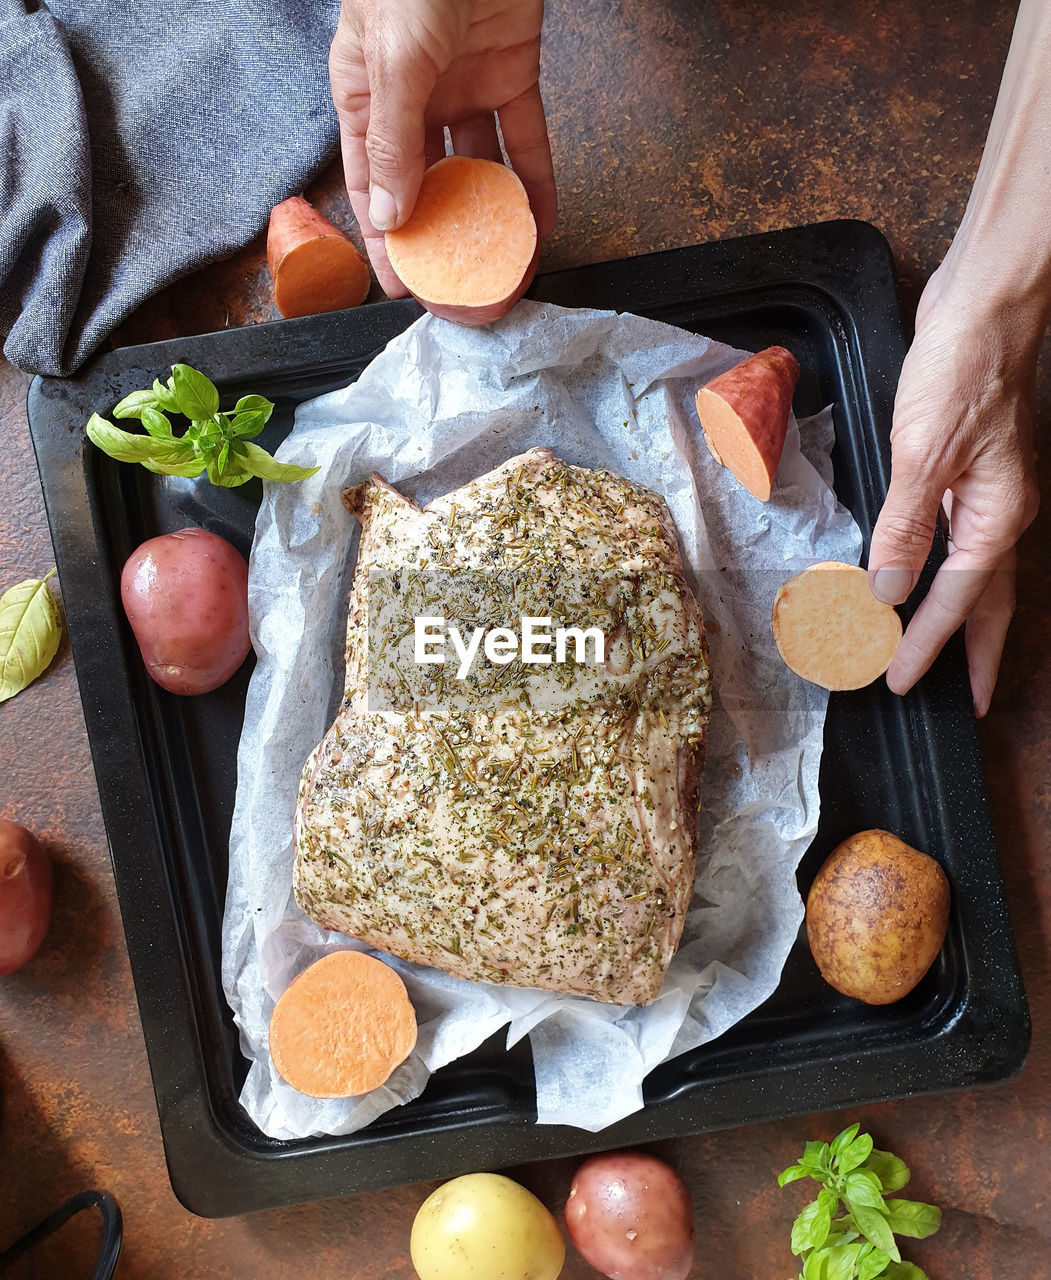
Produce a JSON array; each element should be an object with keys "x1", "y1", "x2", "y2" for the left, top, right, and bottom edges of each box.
[{"x1": 27, "y1": 220, "x2": 1028, "y2": 1217}]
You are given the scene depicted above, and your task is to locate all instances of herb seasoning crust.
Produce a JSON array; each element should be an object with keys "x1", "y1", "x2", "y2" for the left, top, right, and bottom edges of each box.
[{"x1": 293, "y1": 447, "x2": 712, "y2": 1005}]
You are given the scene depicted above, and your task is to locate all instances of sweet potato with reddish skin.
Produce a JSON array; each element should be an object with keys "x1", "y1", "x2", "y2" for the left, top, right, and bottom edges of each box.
[
  {"x1": 269, "y1": 950, "x2": 417, "y2": 1098},
  {"x1": 806, "y1": 829, "x2": 951, "y2": 1004},
  {"x1": 565, "y1": 1151, "x2": 695, "y2": 1280},
  {"x1": 267, "y1": 195, "x2": 371, "y2": 318},
  {"x1": 385, "y1": 156, "x2": 539, "y2": 326},
  {"x1": 772, "y1": 560, "x2": 902, "y2": 690},
  {"x1": 0, "y1": 817, "x2": 53, "y2": 976},
  {"x1": 121, "y1": 528, "x2": 251, "y2": 696},
  {"x1": 695, "y1": 344, "x2": 800, "y2": 500}
]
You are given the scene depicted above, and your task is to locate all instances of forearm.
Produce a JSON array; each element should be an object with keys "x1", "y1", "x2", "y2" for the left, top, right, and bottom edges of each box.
[{"x1": 939, "y1": 0, "x2": 1051, "y2": 329}]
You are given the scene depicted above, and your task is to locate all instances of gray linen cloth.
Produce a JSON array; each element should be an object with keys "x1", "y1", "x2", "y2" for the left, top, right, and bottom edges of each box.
[{"x1": 0, "y1": 0, "x2": 340, "y2": 376}]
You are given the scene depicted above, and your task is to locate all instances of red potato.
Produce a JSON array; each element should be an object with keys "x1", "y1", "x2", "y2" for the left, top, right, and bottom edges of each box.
[
  {"x1": 565, "y1": 1151, "x2": 695, "y2": 1280},
  {"x1": 0, "y1": 818, "x2": 53, "y2": 976},
  {"x1": 120, "y1": 528, "x2": 251, "y2": 696},
  {"x1": 694, "y1": 344, "x2": 800, "y2": 500},
  {"x1": 385, "y1": 155, "x2": 539, "y2": 326},
  {"x1": 267, "y1": 195, "x2": 371, "y2": 318},
  {"x1": 772, "y1": 560, "x2": 903, "y2": 690}
]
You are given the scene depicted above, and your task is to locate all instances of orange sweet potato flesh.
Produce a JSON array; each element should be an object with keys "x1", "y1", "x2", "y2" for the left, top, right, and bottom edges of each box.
[
  {"x1": 267, "y1": 196, "x2": 371, "y2": 319},
  {"x1": 695, "y1": 345, "x2": 800, "y2": 500},
  {"x1": 385, "y1": 155, "x2": 539, "y2": 326},
  {"x1": 269, "y1": 950, "x2": 417, "y2": 1098},
  {"x1": 772, "y1": 561, "x2": 903, "y2": 690}
]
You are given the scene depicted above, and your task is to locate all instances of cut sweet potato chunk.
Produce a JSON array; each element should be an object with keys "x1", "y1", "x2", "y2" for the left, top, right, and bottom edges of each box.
[
  {"x1": 772, "y1": 561, "x2": 903, "y2": 690},
  {"x1": 267, "y1": 195, "x2": 371, "y2": 318},
  {"x1": 385, "y1": 155, "x2": 539, "y2": 326},
  {"x1": 269, "y1": 950, "x2": 417, "y2": 1098},
  {"x1": 695, "y1": 345, "x2": 800, "y2": 501}
]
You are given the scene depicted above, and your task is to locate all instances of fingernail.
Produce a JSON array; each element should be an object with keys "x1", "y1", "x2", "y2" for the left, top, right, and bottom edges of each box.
[
  {"x1": 872, "y1": 567, "x2": 915, "y2": 605},
  {"x1": 368, "y1": 185, "x2": 397, "y2": 231}
]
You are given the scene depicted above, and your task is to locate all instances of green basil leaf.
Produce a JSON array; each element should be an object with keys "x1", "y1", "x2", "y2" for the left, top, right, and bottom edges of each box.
[
  {"x1": 233, "y1": 393, "x2": 274, "y2": 423},
  {"x1": 845, "y1": 1172, "x2": 888, "y2": 1213},
  {"x1": 801, "y1": 1141, "x2": 831, "y2": 1175},
  {"x1": 837, "y1": 1132, "x2": 875, "y2": 1174},
  {"x1": 0, "y1": 569, "x2": 63, "y2": 703},
  {"x1": 171, "y1": 363, "x2": 220, "y2": 420},
  {"x1": 881, "y1": 1264, "x2": 928, "y2": 1280},
  {"x1": 857, "y1": 1244, "x2": 891, "y2": 1280},
  {"x1": 236, "y1": 439, "x2": 320, "y2": 483},
  {"x1": 86, "y1": 416, "x2": 188, "y2": 465},
  {"x1": 140, "y1": 406, "x2": 175, "y2": 439},
  {"x1": 829, "y1": 1124, "x2": 861, "y2": 1158},
  {"x1": 779, "y1": 1165, "x2": 811, "y2": 1188},
  {"x1": 140, "y1": 454, "x2": 208, "y2": 478},
  {"x1": 862, "y1": 1151, "x2": 911, "y2": 1194},
  {"x1": 802, "y1": 1248, "x2": 829, "y2": 1280},
  {"x1": 822, "y1": 1242, "x2": 863, "y2": 1280},
  {"x1": 792, "y1": 1194, "x2": 835, "y2": 1255},
  {"x1": 152, "y1": 378, "x2": 182, "y2": 413},
  {"x1": 883, "y1": 1200, "x2": 941, "y2": 1240},
  {"x1": 112, "y1": 388, "x2": 159, "y2": 419},
  {"x1": 228, "y1": 410, "x2": 267, "y2": 439},
  {"x1": 853, "y1": 1207, "x2": 900, "y2": 1263}
]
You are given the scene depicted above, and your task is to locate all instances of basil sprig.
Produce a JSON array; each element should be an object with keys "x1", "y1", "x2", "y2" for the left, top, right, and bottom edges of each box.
[
  {"x1": 86, "y1": 364, "x2": 319, "y2": 487},
  {"x1": 778, "y1": 1124, "x2": 941, "y2": 1280}
]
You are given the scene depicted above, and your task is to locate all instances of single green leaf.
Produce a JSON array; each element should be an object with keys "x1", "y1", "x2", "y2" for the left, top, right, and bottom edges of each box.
[
  {"x1": 821, "y1": 1242, "x2": 863, "y2": 1280},
  {"x1": 882, "y1": 1264, "x2": 928, "y2": 1280},
  {"x1": 0, "y1": 569, "x2": 62, "y2": 703},
  {"x1": 829, "y1": 1124, "x2": 861, "y2": 1158},
  {"x1": 140, "y1": 455, "x2": 208, "y2": 478},
  {"x1": 140, "y1": 406, "x2": 175, "y2": 439},
  {"x1": 236, "y1": 439, "x2": 320, "y2": 483},
  {"x1": 233, "y1": 393, "x2": 274, "y2": 423},
  {"x1": 228, "y1": 410, "x2": 267, "y2": 439},
  {"x1": 853, "y1": 1207, "x2": 900, "y2": 1263},
  {"x1": 152, "y1": 378, "x2": 182, "y2": 413},
  {"x1": 837, "y1": 1133, "x2": 875, "y2": 1175},
  {"x1": 112, "y1": 388, "x2": 159, "y2": 419},
  {"x1": 171, "y1": 363, "x2": 220, "y2": 420},
  {"x1": 792, "y1": 1192, "x2": 837, "y2": 1255},
  {"x1": 206, "y1": 452, "x2": 253, "y2": 487},
  {"x1": 844, "y1": 1172, "x2": 888, "y2": 1213},
  {"x1": 883, "y1": 1200, "x2": 941, "y2": 1240},
  {"x1": 862, "y1": 1152, "x2": 911, "y2": 1194},
  {"x1": 802, "y1": 1248, "x2": 829, "y2": 1280},
  {"x1": 217, "y1": 439, "x2": 230, "y2": 474},
  {"x1": 86, "y1": 416, "x2": 188, "y2": 465},
  {"x1": 779, "y1": 1165, "x2": 811, "y2": 1188},
  {"x1": 856, "y1": 1244, "x2": 891, "y2": 1280},
  {"x1": 801, "y1": 1141, "x2": 832, "y2": 1176}
]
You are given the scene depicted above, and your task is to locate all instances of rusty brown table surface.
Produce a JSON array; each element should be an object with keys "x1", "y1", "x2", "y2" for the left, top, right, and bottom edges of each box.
[{"x1": 2, "y1": 1, "x2": 1049, "y2": 1276}]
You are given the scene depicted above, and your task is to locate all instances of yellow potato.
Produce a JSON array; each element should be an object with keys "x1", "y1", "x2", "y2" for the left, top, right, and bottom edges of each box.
[
  {"x1": 410, "y1": 1172, "x2": 565, "y2": 1280},
  {"x1": 805, "y1": 829, "x2": 950, "y2": 1005}
]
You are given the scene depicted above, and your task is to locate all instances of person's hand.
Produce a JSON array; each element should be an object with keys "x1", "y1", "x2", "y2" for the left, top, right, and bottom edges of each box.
[
  {"x1": 329, "y1": 0, "x2": 556, "y2": 298},
  {"x1": 867, "y1": 269, "x2": 1041, "y2": 716}
]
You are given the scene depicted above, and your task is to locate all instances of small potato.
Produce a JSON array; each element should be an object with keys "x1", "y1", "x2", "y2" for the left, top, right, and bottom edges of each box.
[
  {"x1": 121, "y1": 528, "x2": 251, "y2": 696},
  {"x1": 564, "y1": 1151, "x2": 695, "y2": 1280},
  {"x1": 806, "y1": 829, "x2": 950, "y2": 1005},
  {"x1": 0, "y1": 817, "x2": 53, "y2": 976},
  {"x1": 410, "y1": 1172, "x2": 565, "y2": 1280}
]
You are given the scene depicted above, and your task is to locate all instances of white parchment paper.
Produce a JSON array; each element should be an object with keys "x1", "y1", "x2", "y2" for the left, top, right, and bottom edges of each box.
[{"x1": 221, "y1": 300, "x2": 862, "y2": 1140}]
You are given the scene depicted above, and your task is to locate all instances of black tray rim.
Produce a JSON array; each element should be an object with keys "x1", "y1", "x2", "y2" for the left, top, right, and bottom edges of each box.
[{"x1": 27, "y1": 219, "x2": 1029, "y2": 1217}]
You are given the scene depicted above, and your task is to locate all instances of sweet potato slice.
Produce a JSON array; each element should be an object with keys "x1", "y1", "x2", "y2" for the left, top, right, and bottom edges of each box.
[
  {"x1": 384, "y1": 155, "x2": 539, "y2": 326},
  {"x1": 269, "y1": 950, "x2": 417, "y2": 1098},
  {"x1": 694, "y1": 345, "x2": 800, "y2": 501},
  {"x1": 772, "y1": 561, "x2": 902, "y2": 690},
  {"x1": 267, "y1": 195, "x2": 371, "y2": 318}
]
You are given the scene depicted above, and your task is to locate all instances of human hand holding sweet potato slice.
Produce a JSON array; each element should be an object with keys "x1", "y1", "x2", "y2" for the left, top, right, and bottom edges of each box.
[
  {"x1": 772, "y1": 561, "x2": 902, "y2": 690},
  {"x1": 269, "y1": 950, "x2": 417, "y2": 1098},
  {"x1": 694, "y1": 345, "x2": 800, "y2": 501},
  {"x1": 385, "y1": 156, "x2": 538, "y2": 325},
  {"x1": 328, "y1": 0, "x2": 555, "y2": 297}
]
